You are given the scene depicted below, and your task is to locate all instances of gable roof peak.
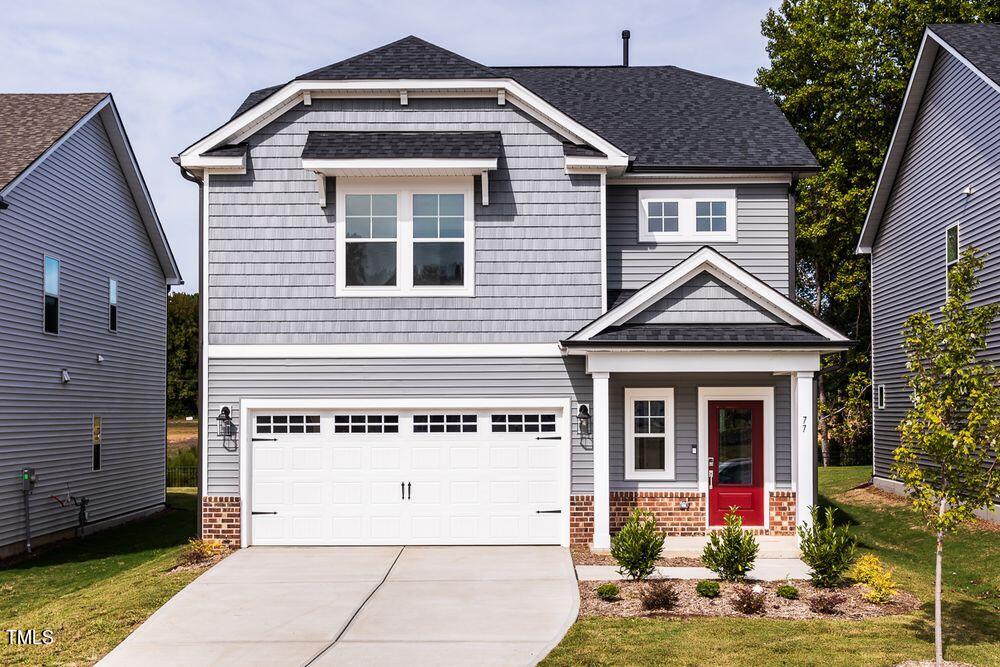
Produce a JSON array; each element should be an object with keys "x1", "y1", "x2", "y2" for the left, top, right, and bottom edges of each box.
[{"x1": 295, "y1": 35, "x2": 498, "y2": 81}]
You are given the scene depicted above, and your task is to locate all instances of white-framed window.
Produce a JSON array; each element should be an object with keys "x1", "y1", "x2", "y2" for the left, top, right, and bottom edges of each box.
[
  {"x1": 876, "y1": 384, "x2": 885, "y2": 410},
  {"x1": 491, "y1": 413, "x2": 557, "y2": 433},
  {"x1": 108, "y1": 278, "x2": 118, "y2": 332},
  {"x1": 336, "y1": 178, "x2": 475, "y2": 296},
  {"x1": 638, "y1": 188, "x2": 737, "y2": 243},
  {"x1": 625, "y1": 388, "x2": 676, "y2": 480},
  {"x1": 414, "y1": 414, "x2": 477, "y2": 433},
  {"x1": 945, "y1": 224, "x2": 960, "y2": 295},
  {"x1": 43, "y1": 255, "x2": 60, "y2": 335},
  {"x1": 333, "y1": 414, "x2": 399, "y2": 434}
]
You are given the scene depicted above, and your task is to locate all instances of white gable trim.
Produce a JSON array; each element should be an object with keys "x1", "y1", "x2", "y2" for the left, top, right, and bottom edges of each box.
[
  {"x1": 2, "y1": 95, "x2": 182, "y2": 285},
  {"x1": 858, "y1": 27, "x2": 1000, "y2": 254},
  {"x1": 178, "y1": 79, "x2": 629, "y2": 172},
  {"x1": 569, "y1": 247, "x2": 849, "y2": 343}
]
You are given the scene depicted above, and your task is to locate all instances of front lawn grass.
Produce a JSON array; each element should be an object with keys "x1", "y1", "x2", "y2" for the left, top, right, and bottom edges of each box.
[
  {"x1": 542, "y1": 466, "x2": 1000, "y2": 667},
  {"x1": 0, "y1": 488, "x2": 201, "y2": 666}
]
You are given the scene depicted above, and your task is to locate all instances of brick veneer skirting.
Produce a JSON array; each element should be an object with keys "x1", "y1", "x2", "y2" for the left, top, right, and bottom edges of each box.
[
  {"x1": 202, "y1": 496, "x2": 241, "y2": 547},
  {"x1": 570, "y1": 490, "x2": 798, "y2": 545}
]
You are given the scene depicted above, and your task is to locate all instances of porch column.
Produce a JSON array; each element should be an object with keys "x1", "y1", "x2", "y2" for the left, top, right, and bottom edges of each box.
[
  {"x1": 793, "y1": 371, "x2": 816, "y2": 531},
  {"x1": 591, "y1": 371, "x2": 611, "y2": 550}
]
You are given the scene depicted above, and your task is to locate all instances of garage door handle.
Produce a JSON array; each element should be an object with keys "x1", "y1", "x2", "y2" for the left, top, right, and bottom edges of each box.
[
  {"x1": 407, "y1": 482, "x2": 411, "y2": 499},
  {"x1": 252, "y1": 511, "x2": 277, "y2": 515},
  {"x1": 401, "y1": 482, "x2": 405, "y2": 500},
  {"x1": 536, "y1": 509, "x2": 562, "y2": 514}
]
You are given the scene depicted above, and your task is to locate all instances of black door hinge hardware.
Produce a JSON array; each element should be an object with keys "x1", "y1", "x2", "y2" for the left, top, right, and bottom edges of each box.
[
  {"x1": 252, "y1": 511, "x2": 277, "y2": 515},
  {"x1": 536, "y1": 509, "x2": 562, "y2": 514},
  {"x1": 252, "y1": 437, "x2": 278, "y2": 442},
  {"x1": 535, "y1": 436, "x2": 561, "y2": 440}
]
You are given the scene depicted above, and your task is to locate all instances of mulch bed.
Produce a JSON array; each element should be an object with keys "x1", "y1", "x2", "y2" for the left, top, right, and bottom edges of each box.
[
  {"x1": 579, "y1": 579, "x2": 920, "y2": 621},
  {"x1": 571, "y1": 546, "x2": 702, "y2": 568}
]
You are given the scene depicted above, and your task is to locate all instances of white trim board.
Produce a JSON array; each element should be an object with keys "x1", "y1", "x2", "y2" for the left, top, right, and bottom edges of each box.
[
  {"x1": 568, "y1": 246, "x2": 850, "y2": 343},
  {"x1": 207, "y1": 343, "x2": 563, "y2": 359}
]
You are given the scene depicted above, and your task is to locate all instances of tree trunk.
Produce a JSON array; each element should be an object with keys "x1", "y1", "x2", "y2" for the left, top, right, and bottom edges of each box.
[
  {"x1": 935, "y1": 498, "x2": 945, "y2": 666},
  {"x1": 813, "y1": 276, "x2": 831, "y2": 467}
]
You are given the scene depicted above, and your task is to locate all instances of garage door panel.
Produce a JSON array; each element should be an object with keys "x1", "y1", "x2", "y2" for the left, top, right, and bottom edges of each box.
[{"x1": 250, "y1": 408, "x2": 566, "y2": 546}]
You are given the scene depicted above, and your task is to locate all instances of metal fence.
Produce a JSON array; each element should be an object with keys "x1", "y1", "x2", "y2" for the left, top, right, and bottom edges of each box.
[{"x1": 166, "y1": 465, "x2": 198, "y2": 488}]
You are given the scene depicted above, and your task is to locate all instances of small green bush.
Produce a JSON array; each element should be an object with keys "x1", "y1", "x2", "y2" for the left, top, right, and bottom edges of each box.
[
  {"x1": 702, "y1": 509, "x2": 759, "y2": 582},
  {"x1": 595, "y1": 583, "x2": 620, "y2": 601},
  {"x1": 610, "y1": 508, "x2": 665, "y2": 581},
  {"x1": 776, "y1": 584, "x2": 799, "y2": 600},
  {"x1": 167, "y1": 445, "x2": 198, "y2": 468},
  {"x1": 798, "y1": 506, "x2": 857, "y2": 588},
  {"x1": 695, "y1": 580, "x2": 721, "y2": 598},
  {"x1": 640, "y1": 580, "x2": 679, "y2": 611},
  {"x1": 732, "y1": 585, "x2": 766, "y2": 614},
  {"x1": 807, "y1": 591, "x2": 846, "y2": 614}
]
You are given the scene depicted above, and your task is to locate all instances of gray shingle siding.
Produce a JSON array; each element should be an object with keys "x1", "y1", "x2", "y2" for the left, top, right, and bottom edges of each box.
[
  {"x1": 607, "y1": 184, "x2": 792, "y2": 294},
  {"x1": 0, "y1": 115, "x2": 167, "y2": 549},
  {"x1": 207, "y1": 97, "x2": 602, "y2": 344},
  {"x1": 625, "y1": 272, "x2": 782, "y2": 325},
  {"x1": 871, "y1": 49, "x2": 1000, "y2": 479}
]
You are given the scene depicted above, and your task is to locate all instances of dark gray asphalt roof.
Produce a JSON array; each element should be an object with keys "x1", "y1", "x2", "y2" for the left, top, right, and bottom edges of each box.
[
  {"x1": 228, "y1": 37, "x2": 816, "y2": 171},
  {"x1": 203, "y1": 143, "x2": 247, "y2": 157},
  {"x1": 563, "y1": 323, "x2": 836, "y2": 347},
  {"x1": 563, "y1": 142, "x2": 605, "y2": 157},
  {"x1": 301, "y1": 131, "x2": 502, "y2": 160},
  {"x1": 930, "y1": 23, "x2": 1000, "y2": 87}
]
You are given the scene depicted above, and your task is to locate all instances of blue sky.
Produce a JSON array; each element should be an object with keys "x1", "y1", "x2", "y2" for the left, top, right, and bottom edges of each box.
[{"x1": 1, "y1": 0, "x2": 779, "y2": 291}]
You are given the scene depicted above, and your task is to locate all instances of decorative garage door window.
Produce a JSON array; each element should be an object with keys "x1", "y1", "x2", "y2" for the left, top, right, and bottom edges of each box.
[
  {"x1": 256, "y1": 415, "x2": 320, "y2": 435},
  {"x1": 334, "y1": 414, "x2": 400, "y2": 434},
  {"x1": 491, "y1": 413, "x2": 557, "y2": 433},
  {"x1": 413, "y1": 414, "x2": 477, "y2": 433}
]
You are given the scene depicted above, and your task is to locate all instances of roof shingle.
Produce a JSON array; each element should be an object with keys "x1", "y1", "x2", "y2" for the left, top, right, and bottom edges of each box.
[
  {"x1": 930, "y1": 23, "x2": 1000, "y2": 88},
  {"x1": 301, "y1": 131, "x2": 502, "y2": 160},
  {"x1": 563, "y1": 323, "x2": 836, "y2": 347}
]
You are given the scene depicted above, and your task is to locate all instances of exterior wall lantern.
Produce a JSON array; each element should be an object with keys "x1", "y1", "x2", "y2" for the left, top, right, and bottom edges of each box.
[
  {"x1": 577, "y1": 403, "x2": 592, "y2": 436},
  {"x1": 216, "y1": 406, "x2": 238, "y2": 450}
]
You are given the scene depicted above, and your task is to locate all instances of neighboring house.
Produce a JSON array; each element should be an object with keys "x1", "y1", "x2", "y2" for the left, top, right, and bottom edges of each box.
[
  {"x1": 858, "y1": 23, "x2": 1000, "y2": 522},
  {"x1": 0, "y1": 94, "x2": 182, "y2": 557},
  {"x1": 177, "y1": 36, "x2": 850, "y2": 550}
]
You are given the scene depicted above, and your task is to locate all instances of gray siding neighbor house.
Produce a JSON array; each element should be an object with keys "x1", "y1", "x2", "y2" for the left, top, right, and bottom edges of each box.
[
  {"x1": 178, "y1": 36, "x2": 850, "y2": 550},
  {"x1": 0, "y1": 94, "x2": 182, "y2": 557},
  {"x1": 858, "y1": 23, "x2": 1000, "y2": 522}
]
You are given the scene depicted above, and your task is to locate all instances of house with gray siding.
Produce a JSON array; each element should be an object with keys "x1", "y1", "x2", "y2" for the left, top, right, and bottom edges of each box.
[
  {"x1": 0, "y1": 93, "x2": 182, "y2": 557},
  {"x1": 177, "y1": 36, "x2": 849, "y2": 550},
  {"x1": 858, "y1": 23, "x2": 1000, "y2": 521}
]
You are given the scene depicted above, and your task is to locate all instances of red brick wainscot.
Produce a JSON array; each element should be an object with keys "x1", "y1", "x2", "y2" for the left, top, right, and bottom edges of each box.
[
  {"x1": 202, "y1": 496, "x2": 241, "y2": 547},
  {"x1": 768, "y1": 490, "x2": 797, "y2": 536}
]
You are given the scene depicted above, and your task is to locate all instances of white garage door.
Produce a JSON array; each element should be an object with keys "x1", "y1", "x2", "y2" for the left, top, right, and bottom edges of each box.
[{"x1": 249, "y1": 408, "x2": 567, "y2": 545}]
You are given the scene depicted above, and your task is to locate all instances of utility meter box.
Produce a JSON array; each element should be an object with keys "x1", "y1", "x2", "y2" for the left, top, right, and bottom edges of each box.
[{"x1": 21, "y1": 468, "x2": 37, "y2": 492}]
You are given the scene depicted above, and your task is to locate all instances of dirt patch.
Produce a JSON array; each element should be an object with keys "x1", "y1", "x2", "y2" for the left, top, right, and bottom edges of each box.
[
  {"x1": 167, "y1": 552, "x2": 228, "y2": 575},
  {"x1": 167, "y1": 419, "x2": 199, "y2": 455},
  {"x1": 895, "y1": 662, "x2": 975, "y2": 667},
  {"x1": 835, "y1": 483, "x2": 910, "y2": 509},
  {"x1": 579, "y1": 579, "x2": 920, "y2": 621},
  {"x1": 571, "y1": 546, "x2": 702, "y2": 568}
]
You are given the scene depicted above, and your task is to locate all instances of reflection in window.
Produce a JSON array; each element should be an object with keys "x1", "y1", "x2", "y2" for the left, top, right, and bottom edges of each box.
[
  {"x1": 413, "y1": 194, "x2": 464, "y2": 286},
  {"x1": 345, "y1": 194, "x2": 398, "y2": 286},
  {"x1": 717, "y1": 407, "x2": 752, "y2": 485}
]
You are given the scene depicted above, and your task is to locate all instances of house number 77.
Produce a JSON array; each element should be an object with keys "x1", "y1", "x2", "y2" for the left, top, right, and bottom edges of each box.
[{"x1": 801, "y1": 416, "x2": 809, "y2": 432}]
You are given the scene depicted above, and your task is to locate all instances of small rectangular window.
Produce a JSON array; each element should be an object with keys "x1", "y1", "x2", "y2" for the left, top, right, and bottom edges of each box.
[
  {"x1": 638, "y1": 189, "x2": 736, "y2": 243},
  {"x1": 345, "y1": 194, "x2": 398, "y2": 287},
  {"x1": 695, "y1": 201, "x2": 728, "y2": 232},
  {"x1": 92, "y1": 416, "x2": 102, "y2": 471},
  {"x1": 108, "y1": 278, "x2": 118, "y2": 332},
  {"x1": 255, "y1": 414, "x2": 321, "y2": 435},
  {"x1": 876, "y1": 385, "x2": 886, "y2": 410},
  {"x1": 414, "y1": 414, "x2": 477, "y2": 433},
  {"x1": 333, "y1": 414, "x2": 399, "y2": 434},
  {"x1": 43, "y1": 256, "x2": 60, "y2": 334},
  {"x1": 946, "y1": 225, "x2": 959, "y2": 266},
  {"x1": 491, "y1": 413, "x2": 557, "y2": 433},
  {"x1": 646, "y1": 201, "x2": 679, "y2": 233}
]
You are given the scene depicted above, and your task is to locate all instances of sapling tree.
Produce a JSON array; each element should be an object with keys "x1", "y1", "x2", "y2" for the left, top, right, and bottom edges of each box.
[{"x1": 895, "y1": 248, "x2": 1000, "y2": 666}]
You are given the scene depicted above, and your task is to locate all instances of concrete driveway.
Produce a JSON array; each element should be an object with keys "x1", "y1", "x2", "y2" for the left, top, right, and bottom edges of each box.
[{"x1": 99, "y1": 545, "x2": 579, "y2": 667}]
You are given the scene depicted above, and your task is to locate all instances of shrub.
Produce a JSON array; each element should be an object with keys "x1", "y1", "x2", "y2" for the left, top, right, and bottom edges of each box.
[
  {"x1": 702, "y1": 509, "x2": 759, "y2": 582},
  {"x1": 695, "y1": 580, "x2": 721, "y2": 598},
  {"x1": 611, "y1": 508, "x2": 665, "y2": 580},
  {"x1": 595, "y1": 583, "x2": 620, "y2": 601},
  {"x1": 732, "y1": 585, "x2": 766, "y2": 614},
  {"x1": 640, "y1": 580, "x2": 679, "y2": 611},
  {"x1": 851, "y1": 555, "x2": 896, "y2": 604},
  {"x1": 180, "y1": 538, "x2": 227, "y2": 565},
  {"x1": 776, "y1": 584, "x2": 799, "y2": 600},
  {"x1": 798, "y1": 506, "x2": 857, "y2": 588},
  {"x1": 807, "y1": 591, "x2": 847, "y2": 614}
]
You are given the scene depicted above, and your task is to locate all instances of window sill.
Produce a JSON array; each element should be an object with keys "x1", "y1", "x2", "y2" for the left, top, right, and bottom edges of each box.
[
  {"x1": 337, "y1": 285, "x2": 475, "y2": 298},
  {"x1": 638, "y1": 232, "x2": 737, "y2": 244},
  {"x1": 624, "y1": 470, "x2": 677, "y2": 481}
]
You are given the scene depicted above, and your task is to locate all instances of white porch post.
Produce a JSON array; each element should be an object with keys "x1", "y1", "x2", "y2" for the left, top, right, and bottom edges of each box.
[
  {"x1": 794, "y1": 371, "x2": 816, "y2": 531},
  {"x1": 591, "y1": 371, "x2": 611, "y2": 550}
]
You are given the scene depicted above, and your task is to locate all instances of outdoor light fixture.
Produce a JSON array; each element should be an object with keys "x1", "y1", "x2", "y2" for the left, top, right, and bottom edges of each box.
[
  {"x1": 60, "y1": 369, "x2": 71, "y2": 383},
  {"x1": 577, "y1": 403, "x2": 592, "y2": 436},
  {"x1": 216, "y1": 406, "x2": 237, "y2": 439}
]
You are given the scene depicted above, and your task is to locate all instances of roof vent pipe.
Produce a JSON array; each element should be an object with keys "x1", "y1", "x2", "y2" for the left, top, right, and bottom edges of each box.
[{"x1": 622, "y1": 30, "x2": 630, "y2": 67}]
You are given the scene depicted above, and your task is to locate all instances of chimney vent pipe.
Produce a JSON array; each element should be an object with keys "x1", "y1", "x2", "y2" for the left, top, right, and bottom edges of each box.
[{"x1": 622, "y1": 30, "x2": 630, "y2": 67}]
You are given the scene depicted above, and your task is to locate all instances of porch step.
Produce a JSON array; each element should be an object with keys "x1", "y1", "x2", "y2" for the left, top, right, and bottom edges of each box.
[{"x1": 661, "y1": 536, "x2": 800, "y2": 559}]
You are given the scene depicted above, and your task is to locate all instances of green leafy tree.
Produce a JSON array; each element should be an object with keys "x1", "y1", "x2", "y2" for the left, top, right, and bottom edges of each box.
[
  {"x1": 167, "y1": 292, "x2": 199, "y2": 417},
  {"x1": 896, "y1": 249, "x2": 1000, "y2": 666},
  {"x1": 756, "y1": 0, "x2": 1000, "y2": 466}
]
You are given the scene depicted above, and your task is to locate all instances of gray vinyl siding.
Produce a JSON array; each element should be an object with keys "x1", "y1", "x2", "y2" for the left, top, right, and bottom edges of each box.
[
  {"x1": 608, "y1": 184, "x2": 791, "y2": 294},
  {"x1": 0, "y1": 115, "x2": 168, "y2": 549},
  {"x1": 609, "y1": 373, "x2": 792, "y2": 491},
  {"x1": 625, "y1": 272, "x2": 782, "y2": 325},
  {"x1": 207, "y1": 97, "x2": 603, "y2": 345},
  {"x1": 206, "y1": 356, "x2": 593, "y2": 495},
  {"x1": 871, "y1": 49, "x2": 1000, "y2": 480}
]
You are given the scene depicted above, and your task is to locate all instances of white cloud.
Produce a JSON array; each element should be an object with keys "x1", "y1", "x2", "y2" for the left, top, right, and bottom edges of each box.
[{"x1": 1, "y1": 0, "x2": 778, "y2": 291}]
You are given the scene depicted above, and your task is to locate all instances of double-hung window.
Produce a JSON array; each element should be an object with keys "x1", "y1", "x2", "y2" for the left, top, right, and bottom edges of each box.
[
  {"x1": 624, "y1": 388, "x2": 676, "y2": 480},
  {"x1": 92, "y1": 416, "x2": 102, "y2": 471},
  {"x1": 108, "y1": 278, "x2": 118, "y2": 332},
  {"x1": 337, "y1": 179, "x2": 474, "y2": 296},
  {"x1": 638, "y1": 189, "x2": 736, "y2": 243},
  {"x1": 43, "y1": 256, "x2": 60, "y2": 334}
]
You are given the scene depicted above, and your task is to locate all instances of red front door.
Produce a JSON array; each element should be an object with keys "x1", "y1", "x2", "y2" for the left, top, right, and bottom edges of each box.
[{"x1": 708, "y1": 400, "x2": 764, "y2": 526}]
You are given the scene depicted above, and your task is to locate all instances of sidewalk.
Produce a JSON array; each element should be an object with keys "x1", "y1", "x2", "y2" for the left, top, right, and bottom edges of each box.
[{"x1": 576, "y1": 558, "x2": 810, "y2": 582}]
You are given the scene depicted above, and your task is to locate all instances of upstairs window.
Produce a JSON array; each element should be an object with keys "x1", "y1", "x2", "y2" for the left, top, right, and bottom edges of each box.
[
  {"x1": 337, "y1": 180, "x2": 474, "y2": 296},
  {"x1": 638, "y1": 189, "x2": 736, "y2": 243},
  {"x1": 108, "y1": 278, "x2": 118, "y2": 332},
  {"x1": 43, "y1": 256, "x2": 60, "y2": 334},
  {"x1": 946, "y1": 224, "x2": 959, "y2": 294},
  {"x1": 876, "y1": 385, "x2": 885, "y2": 410}
]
